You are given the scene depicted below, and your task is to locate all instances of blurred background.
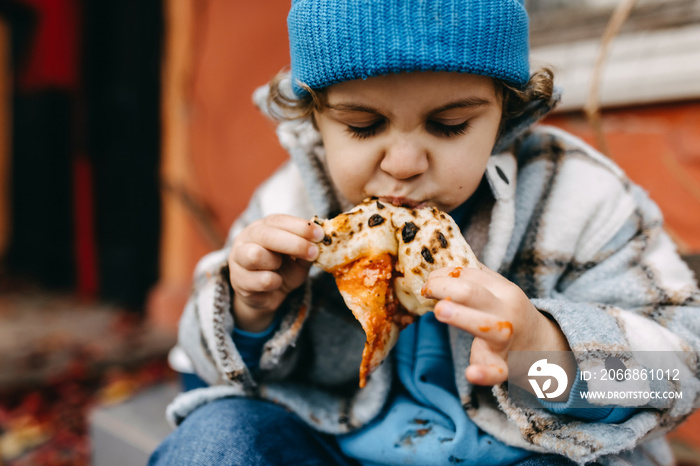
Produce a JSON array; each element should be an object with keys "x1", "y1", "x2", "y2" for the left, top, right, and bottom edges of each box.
[{"x1": 0, "y1": 0, "x2": 698, "y2": 464}]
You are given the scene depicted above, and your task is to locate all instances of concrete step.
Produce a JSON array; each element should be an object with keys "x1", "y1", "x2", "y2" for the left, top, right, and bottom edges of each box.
[{"x1": 90, "y1": 382, "x2": 179, "y2": 466}]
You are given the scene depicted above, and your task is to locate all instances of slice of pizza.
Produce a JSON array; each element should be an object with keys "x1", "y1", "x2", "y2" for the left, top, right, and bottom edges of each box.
[{"x1": 313, "y1": 197, "x2": 480, "y2": 387}]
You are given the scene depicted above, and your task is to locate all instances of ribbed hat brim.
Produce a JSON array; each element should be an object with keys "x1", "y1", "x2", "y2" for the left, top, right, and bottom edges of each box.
[{"x1": 289, "y1": 0, "x2": 530, "y2": 95}]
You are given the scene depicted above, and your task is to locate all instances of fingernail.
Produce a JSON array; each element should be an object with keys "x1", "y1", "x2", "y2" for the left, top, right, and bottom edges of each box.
[
  {"x1": 307, "y1": 244, "x2": 319, "y2": 260},
  {"x1": 312, "y1": 226, "x2": 325, "y2": 242},
  {"x1": 420, "y1": 283, "x2": 430, "y2": 297},
  {"x1": 435, "y1": 301, "x2": 454, "y2": 320}
]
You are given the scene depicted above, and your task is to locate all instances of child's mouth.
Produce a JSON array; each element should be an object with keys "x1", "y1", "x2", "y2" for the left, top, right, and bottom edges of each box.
[{"x1": 378, "y1": 197, "x2": 427, "y2": 209}]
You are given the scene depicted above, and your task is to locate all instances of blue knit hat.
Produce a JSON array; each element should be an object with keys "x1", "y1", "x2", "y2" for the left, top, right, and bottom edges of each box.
[{"x1": 288, "y1": 0, "x2": 530, "y2": 96}]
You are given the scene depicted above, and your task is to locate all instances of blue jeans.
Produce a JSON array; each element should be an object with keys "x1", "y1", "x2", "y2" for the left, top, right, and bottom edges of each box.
[
  {"x1": 149, "y1": 397, "x2": 581, "y2": 466},
  {"x1": 148, "y1": 397, "x2": 357, "y2": 466}
]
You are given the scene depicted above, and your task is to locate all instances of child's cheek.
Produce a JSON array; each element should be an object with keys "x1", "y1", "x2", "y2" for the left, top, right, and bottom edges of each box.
[{"x1": 326, "y1": 152, "x2": 369, "y2": 202}]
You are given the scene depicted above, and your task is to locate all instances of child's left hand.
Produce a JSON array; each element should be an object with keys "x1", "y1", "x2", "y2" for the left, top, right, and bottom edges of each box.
[{"x1": 421, "y1": 263, "x2": 571, "y2": 386}]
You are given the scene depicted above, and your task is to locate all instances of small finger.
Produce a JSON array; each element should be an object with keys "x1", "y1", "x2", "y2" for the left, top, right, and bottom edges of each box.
[
  {"x1": 467, "y1": 338, "x2": 508, "y2": 385},
  {"x1": 253, "y1": 226, "x2": 319, "y2": 261},
  {"x1": 264, "y1": 215, "x2": 325, "y2": 242},
  {"x1": 427, "y1": 263, "x2": 500, "y2": 284},
  {"x1": 465, "y1": 363, "x2": 508, "y2": 386},
  {"x1": 277, "y1": 256, "x2": 314, "y2": 293},
  {"x1": 423, "y1": 277, "x2": 497, "y2": 313},
  {"x1": 232, "y1": 268, "x2": 283, "y2": 295},
  {"x1": 434, "y1": 300, "x2": 513, "y2": 347},
  {"x1": 234, "y1": 289, "x2": 284, "y2": 314},
  {"x1": 234, "y1": 243, "x2": 283, "y2": 271}
]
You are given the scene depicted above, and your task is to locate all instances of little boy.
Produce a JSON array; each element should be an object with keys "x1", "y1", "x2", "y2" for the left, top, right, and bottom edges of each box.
[{"x1": 151, "y1": 1, "x2": 700, "y2": 465}]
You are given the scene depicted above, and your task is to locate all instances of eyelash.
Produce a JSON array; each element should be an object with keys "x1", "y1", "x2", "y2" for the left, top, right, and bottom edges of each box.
[
  {"x1": 345, "y1": 119, "x2": 470, "y2": 140},
  {"x1": 346, "y1": 120, "x2": 386, "y2": 140},
  {"x1": 427, "y1": 121, "x2": 471, "y2": 138}
]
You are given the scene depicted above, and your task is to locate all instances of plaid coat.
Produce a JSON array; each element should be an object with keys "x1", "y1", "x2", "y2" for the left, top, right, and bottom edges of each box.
[{"x1": 166, "y1": 86, "x2": 700, "y2": 465}]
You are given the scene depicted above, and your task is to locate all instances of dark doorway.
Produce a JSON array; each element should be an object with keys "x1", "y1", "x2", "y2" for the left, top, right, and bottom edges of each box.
[
  {"x1": 3, "y1": 0, "x2": 162, "y2": 311},
  {"x1": 83, "y1": 1, "x2": 163, "y2": 309}
]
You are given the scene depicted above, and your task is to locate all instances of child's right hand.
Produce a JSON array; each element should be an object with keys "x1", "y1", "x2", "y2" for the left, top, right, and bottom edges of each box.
[{"x1": 229, "y1": 215, "x2": 325, "y2": 332}]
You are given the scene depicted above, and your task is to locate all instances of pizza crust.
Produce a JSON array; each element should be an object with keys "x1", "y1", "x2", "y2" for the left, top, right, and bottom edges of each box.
[{"x1": 313, "y1": 197, "x2": 480, "y2": 386}]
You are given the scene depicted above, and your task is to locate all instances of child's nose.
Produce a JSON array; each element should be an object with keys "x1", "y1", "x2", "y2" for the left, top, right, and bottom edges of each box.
[{"x1": 380, "y1": 139, "x2": 429, "y2": 180}]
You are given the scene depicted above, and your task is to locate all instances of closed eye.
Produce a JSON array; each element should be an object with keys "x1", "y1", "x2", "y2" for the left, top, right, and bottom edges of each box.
[
  {"x1": 426, "y1": 120, "x2": 470, "y2": 138},
  {"x1": 346, "y1": 118, "x2": 387, "y2": 140}
]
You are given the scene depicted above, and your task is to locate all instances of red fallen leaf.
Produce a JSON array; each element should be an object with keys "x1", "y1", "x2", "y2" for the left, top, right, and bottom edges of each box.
[
  {"x1": 0, "y1": 415, "x2": 51, "y2": 461},
  {"x1": 97, "y1": 377, "x2": 139, "y2": 406},
  {"x1": 0, "y1": 356, "x2": 172, "y2": 464}
]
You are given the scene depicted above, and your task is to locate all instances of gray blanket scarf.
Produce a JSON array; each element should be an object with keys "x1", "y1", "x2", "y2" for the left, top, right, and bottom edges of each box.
[{"x1": 166, "y1": 84, "x2": 700, "y2": 465}]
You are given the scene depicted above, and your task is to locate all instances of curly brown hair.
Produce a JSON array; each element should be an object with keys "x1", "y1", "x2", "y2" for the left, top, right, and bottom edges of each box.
[
  {"x1": 266, "y1": 67, "x2": 555, "y2": 127},
  {"x1": 494, "y1": 67, "x2": 555, "y2": 121}
]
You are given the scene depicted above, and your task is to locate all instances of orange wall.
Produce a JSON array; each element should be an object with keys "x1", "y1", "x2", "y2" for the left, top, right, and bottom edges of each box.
[
  {"x1": 186, "y1": 0, "x2": 291, "y2": 235},
  {"x1": 152, "y1": 0, "x2": 291, "y2": 329}
]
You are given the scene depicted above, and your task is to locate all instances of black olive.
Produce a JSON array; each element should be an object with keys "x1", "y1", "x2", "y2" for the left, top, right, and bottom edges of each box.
[
  {"x1": 402, "y1": 222, "x2": 419, "y2": 243},
  {"x1": 368, "y1": 214, "x2": 385, "y2": 227},
  {"x1": 436, "y1": 231, "x2": 448, "y2": 248}
]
